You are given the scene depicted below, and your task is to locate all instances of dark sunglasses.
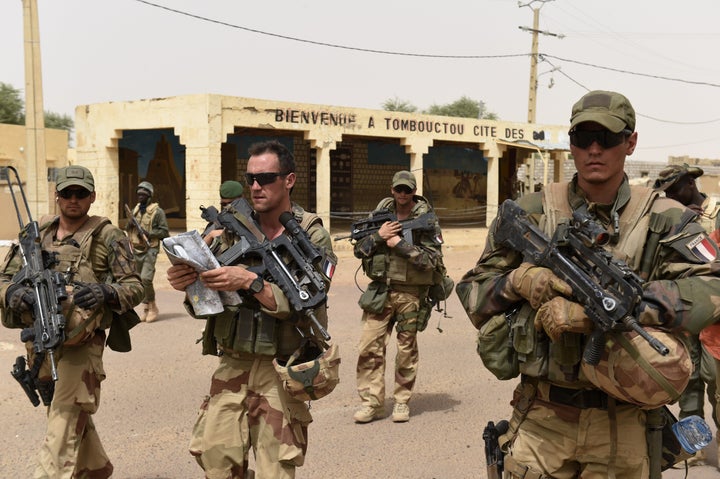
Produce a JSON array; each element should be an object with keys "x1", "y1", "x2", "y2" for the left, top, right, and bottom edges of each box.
[
  {"x1": 245, "y1": 172, "x2": 287, "y2": 186},
  {"x1": 57, "y1": 188, "x2": 92, "y2": 199},
  {"x1": 569, "y1": 129, "x2": 632, "y2": 149},
  {"x1": 393, "y1": 185, "x2": 414, "y2": 194}
]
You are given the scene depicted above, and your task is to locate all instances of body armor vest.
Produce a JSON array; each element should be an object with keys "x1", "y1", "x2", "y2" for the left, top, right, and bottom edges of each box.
[{"x1": 132, "y1": 202, "x2": 161, "y2": 248}]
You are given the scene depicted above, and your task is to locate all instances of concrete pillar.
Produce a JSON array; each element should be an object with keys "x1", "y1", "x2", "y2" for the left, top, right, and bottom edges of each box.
[
  {"x1": 485, "y1": 141, "x2": 502, "y2": 226},
  {"x1": 304, "y1": 131, "x2": 342, "y2": 230},
  {"x1": 401, "y1": 138, "x2": 433, "y2": 196}
]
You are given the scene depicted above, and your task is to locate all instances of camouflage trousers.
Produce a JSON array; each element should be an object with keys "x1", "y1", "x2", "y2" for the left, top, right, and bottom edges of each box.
[
  {"x1": 33, "y1": 333, "x2": 112, "y2": 479},
  {"x1": 506, "y1": 400, "x2": 648, "y2": 478},
  {"x1": 134, "y1": 247, "x2": 158, "y2": 302},
  {"x1": 189, "y1": 354, "x2": 313, "y2": 479},
  {"x1": 678, "y1": 334, "x2": 718, "y2": 426},
  {"x1": 356, "y1": 290, "x2": 420, "y2": 408}
]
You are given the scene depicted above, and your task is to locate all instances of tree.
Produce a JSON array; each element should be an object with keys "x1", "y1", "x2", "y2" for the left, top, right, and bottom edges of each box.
[
  {"x1": 382, "y1": 96, "x2": 418, "y2": 113},
  {"x1": 0, "y1": 82, "x2": 25, "y2": 124},
  {"x1": 0, "y1": 82, "x2": 74, "y2": 132},
  {"x1": 425, "y1": 95, "x2": 498, "y2": 120}
]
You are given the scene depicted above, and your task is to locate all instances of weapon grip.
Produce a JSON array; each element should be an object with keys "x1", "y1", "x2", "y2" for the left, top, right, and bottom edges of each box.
[{"x1": 583, "y1": 328, "x2": 605, "y2": 366}]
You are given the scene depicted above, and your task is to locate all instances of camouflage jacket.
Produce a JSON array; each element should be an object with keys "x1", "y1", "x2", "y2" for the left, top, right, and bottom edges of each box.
[
  {"x1": 0, "y1": 215, "x2": 144, "y2": 328},
  {"x1": 126, "y1": 202, "x2": 169, "y2": 250},
  {"x1": 354, "y1": 195, "x2": 443, "y2": 288},
  {"x1": 458, "y1": 177, "x2": 720, "y2": 337},
  {"x1": 187, "y1": 203, "x2": 337, "y2": 358}
]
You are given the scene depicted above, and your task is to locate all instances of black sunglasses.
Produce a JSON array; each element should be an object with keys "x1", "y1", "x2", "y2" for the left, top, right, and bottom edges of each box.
[
  {"x1": 393, "y1": 185, "x2": 414, "y2": 194},
  {"x1": 569, "y1": 129, "x2": 632, "y2": 149},
  {"x1": 57, "y1": 188, "x2": 92, "y2": 199},
  {"x1": 245, "y1": 172, "x2": 288, "y2": 186}
]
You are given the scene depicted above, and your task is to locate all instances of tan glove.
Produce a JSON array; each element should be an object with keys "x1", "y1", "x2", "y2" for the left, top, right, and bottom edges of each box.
[
  {"x1": 507, "y1": 262, "x2": 573, "y2": 309},
  {"x1": 534, "y1": 296, "x2": 593, "y2": 342}
]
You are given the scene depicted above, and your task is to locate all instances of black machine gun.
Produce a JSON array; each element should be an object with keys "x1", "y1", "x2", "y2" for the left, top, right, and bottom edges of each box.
[
  {"x1": 200, "y1": 198, "x2": 332, "y2": 341},
  {"x1": 334, "y1": 209, "x2": 438, "y2": 245},
  {"x1": 124, "y1": 203, "x2": 151, "y2": 248},
  {"x1": 483, "y1": 420, "x2": 509, "y2": 479},
  {"x1": 3, "y1": 166, "x2": 67, "y2": 401},
  {"x1": 494, "y1": 199, "x2": 669, "y2": 366}
]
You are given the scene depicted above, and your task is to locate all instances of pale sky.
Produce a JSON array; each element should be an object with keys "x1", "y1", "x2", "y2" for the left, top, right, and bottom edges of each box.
[{"x1": 3, "y1": 0, "x2": 720, "y2": 163}]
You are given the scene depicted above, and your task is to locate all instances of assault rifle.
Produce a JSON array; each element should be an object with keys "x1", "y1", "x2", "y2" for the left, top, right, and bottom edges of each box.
[
  {"x1": 483, "y1": 420, "x2": 508, "y2": 479},
  {"x1": 334, "y1": 209, "x2": 438, "y2": 245},
  {"x1": 3, "y1": 166, "x2": 67, "y2": 391},
  {"x1": 124, "y1": 203, "x2": 151, "y2": 248},
  {"x1": 494, "y1": 199, "x2": 669, "y2": 366},
  {"x1": 200, "y1": 198, "x2": 333, "y2": 340}
]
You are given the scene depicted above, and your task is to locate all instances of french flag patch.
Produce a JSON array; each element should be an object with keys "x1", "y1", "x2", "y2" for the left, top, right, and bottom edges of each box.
[
  {"x1": 323, "y1": 258, "x2": 336, "y2": 279},
  {"x1": 687, "y1": 234, "x2": 718, "y2": 262}
]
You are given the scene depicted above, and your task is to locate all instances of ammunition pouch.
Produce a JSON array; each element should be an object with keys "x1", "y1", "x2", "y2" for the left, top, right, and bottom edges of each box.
[{"x1": 358, "y1": 281, "x2": 389, "y2": 314}]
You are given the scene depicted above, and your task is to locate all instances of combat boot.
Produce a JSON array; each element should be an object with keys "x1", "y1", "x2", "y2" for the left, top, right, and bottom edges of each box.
[
  {"x1": 139, "y1": 302, "x2": 149, "y2": 321},
  {"x1": 353, "y1": 405, "x2": 384, "y2": 423},
  {"x1": 145, "y1": 301, "x2": 159, "y2": 323},
  {"x1": 392, "y1": 403, "x2": 410, "y2": 422}
]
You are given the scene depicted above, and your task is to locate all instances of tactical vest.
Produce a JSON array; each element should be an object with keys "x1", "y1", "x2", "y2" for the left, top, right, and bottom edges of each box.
[
  {"x1": 204, "y1": 206, "x2": 329, "y2": 358},
  {"x1": 360, "y1": 197, "x2": 436, "y2": 287},
  {"x1": 131, "y1": 202, "x2": 161, "y2": 248},
  {"x1": 515, "y1": 182, "x2": 657, "y2": 387},
  {"x1": 37, "y1": 215, "x2": 115, "y2": 346}
]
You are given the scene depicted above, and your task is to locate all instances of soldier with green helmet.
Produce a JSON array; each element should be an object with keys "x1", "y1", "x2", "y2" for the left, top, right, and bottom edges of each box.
[
  {"x1": 457, "y1": 90, "x2": 720, "y2": 477},
  {"x1": 0, "y1": 165, "x2": 144, "y2": 478},
  {"x1": 353, "y1": 170, "x2": 445, "y2": 423},
  {"x1": 655, "y1": 163, "x2": 720, "y2": 467},
  {"x1": 125, "y1": 180, "x2": 169, "y2": 322}
]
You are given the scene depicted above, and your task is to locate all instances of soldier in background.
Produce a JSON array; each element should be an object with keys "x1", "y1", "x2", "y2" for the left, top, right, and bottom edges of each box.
[
  {"x1": 655, "y1": 164, "x2": 720, "y2": 467},
  {"x1": 353, "y1": 170, "x2": 444, "y2": 423},
  {"x1": 0, "y1": 165, "x2": 143, "y2": 478},
  {"x1": 125, "y1": 181, "x2": 169, "y2": 322},
  {"x1": 457, "y1": 90, "x2": 720, "y2": 477},
  {"x1": 202, "y1": 180, "x2": 244, "y2": 245}
]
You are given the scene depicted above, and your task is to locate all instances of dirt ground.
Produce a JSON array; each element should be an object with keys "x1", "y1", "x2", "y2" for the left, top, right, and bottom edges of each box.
[{"x1": 0, "y1": 228, "x2": 717, "y2": 478}]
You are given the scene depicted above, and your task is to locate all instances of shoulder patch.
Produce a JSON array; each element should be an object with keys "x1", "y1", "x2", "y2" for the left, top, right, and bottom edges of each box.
[{"x1": 686, "y1": 234, "x2": 718, "y2": 262}]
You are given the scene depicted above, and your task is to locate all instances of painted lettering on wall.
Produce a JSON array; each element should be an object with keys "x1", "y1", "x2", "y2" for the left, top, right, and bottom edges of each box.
[
  {"x1": 273, "y1": 108, "x2": 527, "y2": 140},
  {"x1": 274, "y1": 109, "x2": 357, "y2": 126}
]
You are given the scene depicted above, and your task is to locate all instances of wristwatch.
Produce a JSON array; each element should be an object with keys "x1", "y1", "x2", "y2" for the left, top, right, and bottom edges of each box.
[{"x1": 248, "y1": 274, "x2": 264, "y2": 294}]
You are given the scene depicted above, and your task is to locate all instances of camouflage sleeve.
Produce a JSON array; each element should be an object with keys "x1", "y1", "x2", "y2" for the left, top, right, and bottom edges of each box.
[
  {"x1": 456, "y1": 194, "x2": 541, "y2": 329},
  {"x1": 0, "y1": 244, "x2": 22, "y2": 309},
  {"x1": 353, "y1": 231, "x2": 382, "y2": 259},
  {"x1": 640, "y1": 201, "x2": 720, "y2": 334},
  {"x1": 151, "y1": 207, "x2": 170, "y2": 240},
  {"x1": 92, "y1": 225, "x2": 144, "y2": 312}
]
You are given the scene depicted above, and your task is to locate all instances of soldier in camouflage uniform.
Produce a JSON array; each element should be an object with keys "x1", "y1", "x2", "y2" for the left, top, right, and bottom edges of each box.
[
  {"x1": 125, "y1": 181, "x2": 169, "y2": 322},
  {"x1": 0, "y1": 165, "x2": 143, "y2": 479},
  {"x1": 353, "y1": 170, "x2": 444, "y2": 423},
  {"x1": 167, "y1": 140, "x2": 336, "y2": 479},
  {"x1": 457, "y1": 91, "x2": 720, "y2": 478},
  {"x1": 654, "y1": 163, "x2": 720, "y2": 467}
]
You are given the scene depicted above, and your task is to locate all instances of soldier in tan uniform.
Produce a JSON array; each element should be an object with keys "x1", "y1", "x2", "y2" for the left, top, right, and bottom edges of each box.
[
  {"x1": 125, "y1": 181, "x2": 169, "y2": 322},
  {"x1": 353, "y1": 170, "x2": 445, "y2": 423},
  {"x1": 457, "y1": 91, "x2": 720, "y2": 478},
  {"x1": 0, "y1": 165, "x2": 143, "y2": 479},
  {"x1": 167, "y1": 140, "x2": 336, "y2": 479},
  {"x1": 654, "y1": 163, "x2": 720, "y2": 467}
]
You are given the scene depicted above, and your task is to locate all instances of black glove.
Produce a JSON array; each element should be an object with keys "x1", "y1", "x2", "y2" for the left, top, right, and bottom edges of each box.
[
  {"x1": 74, "y1": 283, "x2": 117, "y2": 310},
  {"x1": 5, "y1": 283, "x2": 35, "y2": 313}
]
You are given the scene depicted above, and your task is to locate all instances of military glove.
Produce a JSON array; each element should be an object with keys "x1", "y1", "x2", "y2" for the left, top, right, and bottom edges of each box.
[
  {"x1": 5, "y1": 283, "x2": 35, "y2": 313},
  {"x1": 74, "y1": 283, "x2": 118, "y2": 310},
  {"x1": 507, "y1": 262, "x2": 572, "y2": 309},
  {"x1": 534, "y1": 296, "x2": 593, "y2": 342},
  {"x1": 634, "y1": 280, "x2": 684, "y2": 328}
]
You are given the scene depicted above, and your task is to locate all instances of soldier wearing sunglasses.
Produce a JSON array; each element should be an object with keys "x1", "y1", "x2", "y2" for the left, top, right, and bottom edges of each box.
[
  {"x1": 0, "y1": 165, "x2": 143, "y2": 478},
  {"x1": 458, "y1": 90, "x2": 720, "y2": 477},
  {"x1": 353, "y1": 170, "x2": 445, "y2": 424},
  {"x1": 167, "y1": 140, "x2": 336, "y2": 479}
]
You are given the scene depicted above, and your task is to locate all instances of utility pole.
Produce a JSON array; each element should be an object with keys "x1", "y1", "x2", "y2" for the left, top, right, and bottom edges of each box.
[
  {"x1": 22, "y1": 0, "x2": 48, "y2": 217},
  {"x1": 518, "y1": 0, "x2": 563, "y2": 123}
]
